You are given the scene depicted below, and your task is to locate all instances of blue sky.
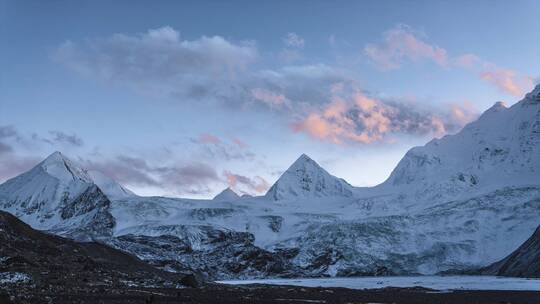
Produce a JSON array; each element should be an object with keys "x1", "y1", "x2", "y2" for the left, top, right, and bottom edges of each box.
[{"x1": 1, "y1": 0, "x2": 539, "y2": 198}]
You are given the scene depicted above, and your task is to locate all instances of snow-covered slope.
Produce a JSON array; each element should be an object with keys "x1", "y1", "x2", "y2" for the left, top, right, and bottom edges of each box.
[
  {"x1": 380, "y1": 85, "x2": 540, "y2": 203},
  {"x1": 212, "y1": 188, "x2": 240, "y2": 201},
  {"x1": 0, "y1": 152, "x2": 115, "y2": 240},
  {"x1": 265, "y1": 154, "x2": 355, "y2": 201},
  {"x1": 88, "y1": 170, "x2": 136, "y2": 200}
]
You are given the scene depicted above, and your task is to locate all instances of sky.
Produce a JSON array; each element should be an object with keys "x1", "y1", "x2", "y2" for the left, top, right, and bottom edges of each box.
[{"x1": 1, "y1": 0, "x2": 539, "y2": 198}]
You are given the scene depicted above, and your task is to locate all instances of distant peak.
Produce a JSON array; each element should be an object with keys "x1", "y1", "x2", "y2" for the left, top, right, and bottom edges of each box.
[
  {"x1": 490, "y1": 101, "x2": 507, "y2": 111},
  {"x1": 213, "y1": 187, "x2": 240, "y2": 201},
  {"x1": 291, "y1": 154, "x2": 317, "y2": 166},
  {"x1": 265, "y1": 153, "x2": 354, "y2": 200},
  {"x1": 480, "y1": 101, "x2": 507, "y2": 118}
]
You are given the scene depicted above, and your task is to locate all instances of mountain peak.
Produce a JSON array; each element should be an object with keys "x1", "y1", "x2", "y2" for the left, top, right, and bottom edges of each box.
[
  {"x1": 213, "y1": 187, "x2": 240, "y2": 201},
  {"x1": 39, "y1": 151, "x2": 92, "y2": 184},
  {"x1": 42, "y1": 151, "x2": 67, "y2": 164},
  {"x1": 294, "y1": 153, "x2": 315, "y2": 164},
  {"x1": 265, "y1": 154, "x2": 354, "y2": 201}
]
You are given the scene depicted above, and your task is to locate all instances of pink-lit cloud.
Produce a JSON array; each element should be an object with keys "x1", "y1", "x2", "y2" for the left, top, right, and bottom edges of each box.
[
  {"x1": 481, "y1": 67, "x2": 534, "y2": 97},
  {"x1": 364, "y1": 24, "x2": 448, "y2": 70},
  {"x1": 224, "y1": 170, "x2": 270, "y2": 194},
  {"x1": 366, "y1": 25, "x2": 534, "y2": 97},
  {"x1": 196, "y1": 133, "x2": 221, "y2": 145},
  {"x1": 293, "y1": 91, "x2": 477, "y2": 144}
]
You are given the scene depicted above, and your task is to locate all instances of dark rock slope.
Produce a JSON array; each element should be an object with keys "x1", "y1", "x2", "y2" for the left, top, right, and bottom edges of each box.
[
  {"x1": 0, "y1": 210, "x2": 188, "y2": 296},
  {"x1": 481, "y1": 225, "x2": 540, "y2": 277}
]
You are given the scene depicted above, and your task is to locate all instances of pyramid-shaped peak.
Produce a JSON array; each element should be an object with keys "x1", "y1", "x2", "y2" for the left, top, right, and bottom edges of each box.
[
  {"x1": 290, "y1": 153, "x2": 319, "y2": 168},
  {"x1": 42, "y1": 151, "x2": 68, "y2": 163},
  {"x1": 265, "y1": 154, "x2": 354, "y2": 201},
  {"x1": 213, "y1": 187, "x2": 240, "y2": 201}
]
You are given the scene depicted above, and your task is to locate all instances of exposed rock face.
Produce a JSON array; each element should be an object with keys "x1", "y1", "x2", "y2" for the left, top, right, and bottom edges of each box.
[
  {"x1": 481, "y1": 225, "x2": 540, "y2": 278},
  {"x1": 265, "y1": 154, "x2": 354, "y2": 201},
  {"x1": 0, "y1": 210, "x2": 187, "y2": 293},
  {"x1": 107, "y1": 226, "x2": 301, "y2": 280}
]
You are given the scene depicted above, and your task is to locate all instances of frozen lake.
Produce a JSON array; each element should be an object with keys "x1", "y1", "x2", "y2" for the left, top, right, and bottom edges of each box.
[{"x1": 219, "y1": 276, "x2": 540, "y2": 291}]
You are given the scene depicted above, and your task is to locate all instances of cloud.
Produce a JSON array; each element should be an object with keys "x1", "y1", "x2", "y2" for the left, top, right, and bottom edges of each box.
[
  {"x1": 454, "y1": 53, "x2": 481, "y2": 69},
  {"x1": 85, "y1": 155, "x2": 220, "y2": 195},
  {"x1": 283, "y1": 32, "x2": 305, "y2": 48},
  {"x1": 0, "y1": 126, "x2": 19, "y2": 156},
  {"x1": 195, "y1": 133, "x2": 221, "y2": 145},
  {"x1": 48, "y1": 131, "x2": 84, "y2": 146},
  {"x1": 480, "y1": 67, "x2": 534, "y2": 97},
  {"x1": 232, "y1": 138, "x2": 248, "y2": 149},
  {"x1": 366, "y1": 25, "x2": 534, "y2": 97},
  {"x1": 252, "y1": 64, "x2": 354, "y2": 108},
  {"x1": 364, "y1": 24, "x2": 448, "y2": 70},
  {"x1": 54, "y1": 26, "x2": 258, "y2": 99},
  {"x1": 224, "y1": 170, "x2": 270, "y2": 194},
  {"x1": 190, "y1": 134, "x2": 256, "y2": 161},
  {"x1": 292, "y1": 90, "x2": 477, "y2": 144},
  {"x1": 0, "y1": 142, "x2": 12, "y2": 155},
  {"x1": 251, "y1": 88, "x2": 289, "y2": 108}
]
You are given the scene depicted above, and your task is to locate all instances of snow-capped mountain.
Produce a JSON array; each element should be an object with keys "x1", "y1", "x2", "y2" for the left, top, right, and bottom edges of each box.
[
  {"x1": 380, "y1": 84, "x2": 540, "y2": 203},
  {"x1": 2, "y1": 85, "x2": 540, "y2": 279},
  {"x1": 212, "y1": 187, "x2": 240, "y2": 201},
  {"x1": 0, "y1": 151, "x2": 115, "y2": 240},
  {"x1": 265, "y1": 154, "x2": 355, "y2": 201}
]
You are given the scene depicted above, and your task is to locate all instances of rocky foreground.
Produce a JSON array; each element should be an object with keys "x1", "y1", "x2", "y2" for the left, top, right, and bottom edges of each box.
[{"x1": 3, "y1": 284, "x2": 540, "y2": 304}]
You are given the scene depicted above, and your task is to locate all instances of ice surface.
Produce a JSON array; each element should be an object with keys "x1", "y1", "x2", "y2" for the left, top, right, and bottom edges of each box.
[{"x1": 220, "y1": 276, "x2": 540, "y2": 291}]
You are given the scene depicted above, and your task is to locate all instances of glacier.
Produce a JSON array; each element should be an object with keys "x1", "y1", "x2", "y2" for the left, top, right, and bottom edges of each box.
[{"x1": 1, "y1": 84, "x2": 540, "y2": 279}]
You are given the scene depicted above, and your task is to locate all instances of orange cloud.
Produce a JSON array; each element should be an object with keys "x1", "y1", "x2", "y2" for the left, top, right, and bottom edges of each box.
[{"x1": 293, "y1": 91, "x2": 478, "y2": 144}]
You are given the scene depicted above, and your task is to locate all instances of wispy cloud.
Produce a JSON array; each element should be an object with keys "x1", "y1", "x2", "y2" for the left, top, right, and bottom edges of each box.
[
  {"x1": 365, "y1": 24, "x2": 534, "y2": 97},
  {"x1": 364, "y1": 24, "x2": 448, "y2": 70},
  {"x1": 223, "y1": 170, "x2": 270, "y2": 194},
  {"x1": 48, "y1": 131, "x2": 84, "y2": 147},
  {"x1": 85, "y1": 155, "x2": 220, "y2": 195},
  {"x1": 195, "y1": 133, "x2": 221, "y2": 145},
  {"x1": 251, "y1": 88, "x2": 289, "y2": 108},
  {"x1": 190, "y1": 133, "x2": 256, "y2": 161},
  {"x1": 283, "y1": 32, "x2": 305, "y2": 48},
  {"x1": 480, "y1": 67, "x2": 534, "y2": 97}
]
